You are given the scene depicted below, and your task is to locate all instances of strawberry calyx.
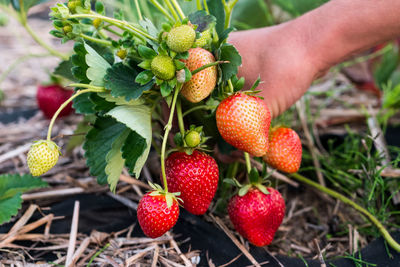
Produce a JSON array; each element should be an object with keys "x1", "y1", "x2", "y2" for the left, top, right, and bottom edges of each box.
[
  {"x1": 148, "y1": 182, "x2": 182, "y2": 208},
  {"x1": 32, "y1": 140, "x2": 62, "y2": 155},
  {"x1": 173, "y1": 125, "x2": 211, "y2": 155},
  {"x1": 224, "y1": 167, "x2": 271, "y2": 197}
]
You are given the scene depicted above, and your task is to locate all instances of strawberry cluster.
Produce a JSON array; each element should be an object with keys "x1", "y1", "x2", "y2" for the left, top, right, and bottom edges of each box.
[{"x1": 25, "y1": 0, "x2": 304, "y2": 247}]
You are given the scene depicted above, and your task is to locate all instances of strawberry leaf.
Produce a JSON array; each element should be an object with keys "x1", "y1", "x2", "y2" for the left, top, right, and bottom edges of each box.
[
  {"x1": 104, "y1": 63, "x2": 154, "y2": 100},
  {"x1": 255, "y1": 184, "x2": 270, "y2": 195},
  {"x1": 218, "y1": 44, "x2": 242, "y2": 82},
  {"x1": 54, "y1": 58, "x2": 77, "y2": 82},
  {"x1": 238, "y1": 184, "x2": 251, "y2": 197},
  {"x1": 206, "y1": 0, "x2": 225, "y2": 38},
  {"x1": 107, "y1": 105, "x2": 152, "y2": 177},
  {"x1": 84, "y1": 43, "x2": 111, "y2": 86},
  {"x1": 0, "y1": 174, "x2": 47, "y2": 224},
  {"x1": 188, "y1": 10, "x2": 216, "y2": 32},
  {"x1": 249, "y1": 168, "x2": 260, "y2": 184},
  {"x1": 83, "y1": 116, "x2": 128, "y2": 185},
  {"x1": 105, "y1": 129, "x2": 130, "y2": 193},
  {"x1": 138, "y1": 45, "x2": 157, "y2": 60}
]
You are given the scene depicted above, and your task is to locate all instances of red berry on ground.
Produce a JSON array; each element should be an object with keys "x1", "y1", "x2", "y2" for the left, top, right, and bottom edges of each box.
[
  {"x1": 137, "y1": 192, "x2": 180, "y2": 238},
  {"x1": 228, "y1": 188, "x2": 285, "y2": 247},
  {"x1": 37, "y1": 84, "x2": 73, "y2": 119},
  {"x1": 166, "y1": 150, "x2": 219, "y2": 215}
]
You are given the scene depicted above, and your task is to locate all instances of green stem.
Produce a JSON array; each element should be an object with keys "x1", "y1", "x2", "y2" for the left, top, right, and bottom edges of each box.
[
  {"x1": 134, "y1": 0, "x2": 143, "y2": 20},
  {"x1": 20, "y1": 15, "x2": 69, "y2": 60},
  {"x1": 148, "y1": 0, "x2": 174, "y2": 21},
  {"x1": 290, "y1": 172, "x2": 400, "y2": 252},
  {"x1": 196, "y1": 0, "x2": 202, "y2": 10},
  {"x1": 160, "y1": 83, "x2": 183, "y2": 192},
  {"x1": 164, "y1": 0, "x2": 180, "y2": 22},
  {"x1": 182, "y1": 105, "x2": 215, "y2": 117},
  {"x1": 69, "y1": 13, "x2": 157, "y2": 41},
  {"x1": 223, "y1": 0, "x2": 239, "y2": 29},
  {"x1": 79, "y1": 33, "x2": 112, "y2": 46},
  {"x1": 191, "y1": 61, "x2": 229, "y2": 76},
  {"x1": 203, "y1": 0, "x2": 210, "y2": 13},
  {"x1": 47, "y1": 86, "x2": 106, "y2": 141},
  {"x1": 244, "y1": 152, "x2": 251, "y2": 174},
  {"x1": 170, "y1": 0, "x2": 185, "y2": 19},
  {"x1": 227, "y1": 79, "x2": 234, "y2": 93},
  {"x1": 103, "y1": 25, "x2": 123, "y2": 37},
  {"x1": 176, "y1": 97, "x2": 185, "y2": 137}
]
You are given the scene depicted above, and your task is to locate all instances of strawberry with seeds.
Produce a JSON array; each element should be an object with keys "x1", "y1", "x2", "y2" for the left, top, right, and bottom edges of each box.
[
  {"x1": 137, "y1": 187, "x2": 180, "y2": 238},
  {"x1": 37, "y1": 84, "x2": 73, "y2": 119},
  {"x1": 226, "y1": 169, "x2": 285, "y2": 247},
  {"x1": 263, "y1": 127, "x2": 302, "y2": 173},
  {"x1": 216, "y1": 92, "x2": 271, "y2": 157},
  {"x1": 165, "y1": 150, "x2": 219, "y2": 215},
  {"x1": 181, "y1": 48, "x2": 217, "y2": 103}
]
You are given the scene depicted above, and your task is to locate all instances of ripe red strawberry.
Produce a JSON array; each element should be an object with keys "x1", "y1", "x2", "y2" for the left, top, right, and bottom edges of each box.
[
  {"x1": 181, "y1": 48, "x2": 217, "y2": 103},
  {"x1": 137, "y1": 192, "x2": 180, "y2": 238},
  {"x1": 37, "y1": 84, "x2": 73, "y2": 119},
  {"x1": 165, "y1": 150, "x2": 219, "y2": 215},
  {"x1": 263, "y1": 127, "x2": 302, "y2": 173},
  {"x1": 216, "y1": 93, "x2": 271, "y2": 157},
  {"x1": 228, "y1": 188, "x2": 285, "y2": 247}
]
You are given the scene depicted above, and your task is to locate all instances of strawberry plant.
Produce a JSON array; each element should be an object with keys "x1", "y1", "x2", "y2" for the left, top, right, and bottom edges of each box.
[{"x1": 9, "y1": 0, "x2": 399, "y2": 255}]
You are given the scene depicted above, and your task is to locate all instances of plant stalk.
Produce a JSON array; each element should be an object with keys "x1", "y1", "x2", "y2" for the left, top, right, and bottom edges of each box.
[
  {"x1": 163, "y1": 0, "x2": 180, "y2": 22},
  {"x1": 134, "y1": 0, "x2": 143, "y2": 21},
  {"x1": 160, "y1": 83, "x2": 183, "y2": 192},
  {"x1": 176, "y1": 97, "x2": 185, "y2": 137},
  {"x1": 69, "y1": 13, "x2": 157, "y2": 41},
  {"x1": 244, "y1": 152, "x2": 252, "y2": 174},
  {"x1": 191, "y1": 61, "x2": 229, "y2": 76},
  {"x1": 47, "y1": 86, "x2": 106, "y2": 141},
  {"x1": 290, "y1": 172, "x2": 400, "y2": 252},
  {"x1": 170, "y1": 0, "x2": 185, "y2": 19},
  {"x1": 148, "y1": 0, "x2": 174, "y2": 21},
  {"x1": 182, "y1": 105, "x2": 215, "y2": 117},
  {"x1": 79, "y1": 33, "x2": 112, "y2": 46}
]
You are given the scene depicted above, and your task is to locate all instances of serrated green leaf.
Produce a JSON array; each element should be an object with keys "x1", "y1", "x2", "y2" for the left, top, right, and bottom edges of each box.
[
  {"x1": 188, "y1": 10, "x2": 216, "y2": 32},
  {"x1": 98, "y1": 92, "x2": 145, "y2": 106},
  {"x1": 207, "y1": 0, "x2": 225, "y2": 38},
  {"x1": 184, "y1": 67, "x2": 192, "y2": 82},
  {"x1": 83, "y1": 117, "x2": 127, "y2": 185},
  {"x1": 54, "y1": 58, "x2": 76, "y2": 82},
  {"x1": 218, "y1": 44, "x2": 242, "y2": 82},
  {"x1": 138, "y1": 45, "x2": 157, "y2": 60},
  {"x1": 121, "y1": 131, "x2": 147, "y2": 177},
  {"x1": 107, "y1": 105, "x2": 152, "y2": 176},
  {"x1": 104, "y1": 63, "x2": 155, "y2": 101},
  {"x1": 0, "y1": 174, "x2": 48, "y2": 200},
  {"x1": 105, "y1": 129, "x2": 130, "y2": 193},
  {"x1": 174, "y1": 60, "x2": 186, "y2": 70},
  {"x1": 218, "y1": 27, "x2": 234, "y2": 45},
  {"x1": 84, "y1": 43, "x2": 111, "y2": 86},
  {"x1": 90, "y1": 93, "x2": 116, "y2": 114},
  {"x1": 138, "y1": 60, "x2": 152, "y2": 70},
  {"x1": 0, "y1": 193, "x2": 22, "y2": 225}
]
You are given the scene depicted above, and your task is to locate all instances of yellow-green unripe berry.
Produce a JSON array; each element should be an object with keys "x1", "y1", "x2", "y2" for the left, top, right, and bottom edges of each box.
[
  {"x1": 93, "y1": 18, "x2": 102, "y2": 28},
  {"x1": 63, "y1": 25, "x2": 72, "y2": 34},
  {"x1": 27, "y1": 140, "x2": 61, "y2": 176},
  {"x1": 151, "y1": 55, "x2": 176, "y2": 80},
  {"x1": 116, "y1": 49, "x2": 127, "y2": 59},
  {"x1": 195, "y1": 29, "x2": 212, "y2": 48},
  {"x1": 185, "y1": 131, "x2": 201, "y2": 148},
  {"x1": 67, "y1": 1, "x2": 77, "y2": 11},
  {"x1": 166, "y1": 25, "x2": 196, "y2": 53}
]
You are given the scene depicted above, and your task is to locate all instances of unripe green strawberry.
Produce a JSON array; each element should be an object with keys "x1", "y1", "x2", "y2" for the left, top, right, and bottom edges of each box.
[
  {"x1": 167, "y1": 25, "x2": 196, "y2": 53},
  {"x1": 185, "y1": 130, "x2": 201, "y2": 148},
  {"x1": 151, "y1": 55, "x2": 176, "y2": 80},
  {"x1": 27, "y1": 140, "x2": 61, "y2": 176},
  {"x1": 63, "y1": 25, "x2": 72, "y2": 34},
  {"x1": 195, "y1": 29, "x2": 212, "y2": 48},
  {"x1": 263, "y1": 127, "x2": 302, "y2": 173},
  {"x1": 181, "y1": 48, "x2": 217, "y2": 103}
]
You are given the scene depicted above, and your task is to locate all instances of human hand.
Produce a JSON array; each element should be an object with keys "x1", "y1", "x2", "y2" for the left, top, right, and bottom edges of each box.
[{"x1": 228, "y1": 22, "x2": 321, "y2": 118}]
